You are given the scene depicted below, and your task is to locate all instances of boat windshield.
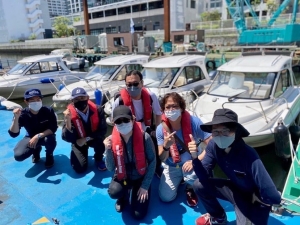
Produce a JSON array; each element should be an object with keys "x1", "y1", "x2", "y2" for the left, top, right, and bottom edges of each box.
[
  {"x1": 207, "y1": 71, "x2": 277, "y2": 99},
  {"x1": 6, "y1": 62, "x2": 34, "y2": 75},
  {"x1": 142, "y1": 67, "x2": 180, "y2": 87},
  {"x1": 85, "y1": 65, "x2": 120, "y2": 81}
]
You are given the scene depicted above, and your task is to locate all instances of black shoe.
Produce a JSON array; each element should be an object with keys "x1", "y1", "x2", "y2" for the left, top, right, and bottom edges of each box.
[
  {"x1": 115, "y1": 198, "x2": 127, "y2": 213},
  {"x1": 45, "y1": 154, "x2": 54, "y2": 168},
  {"x1": 32, "y1": 146, "x2": 42, "y2": 163}
]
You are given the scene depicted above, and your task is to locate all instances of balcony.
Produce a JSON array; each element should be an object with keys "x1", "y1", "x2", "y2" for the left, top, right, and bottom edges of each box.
[
  {"x1": 74, "y1": 8, "x2": 163, "y2": 26},
  {"x1": 27, "y1": 9, "x2": 42, "y2": 19},
  {"x1": 25, "y1": 0, "x2": 41, "y2": 9},
  {"x1": 29, "y1": 19, "x2": 44, "y2": 28}
]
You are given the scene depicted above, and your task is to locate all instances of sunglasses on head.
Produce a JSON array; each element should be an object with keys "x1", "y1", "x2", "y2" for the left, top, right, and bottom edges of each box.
[
  {"x1": 126, "y1": 81, "x2": 141, "y2": 87},
  {"x1": 114, "y1": 117, "x2": 131, "y2": 125}
]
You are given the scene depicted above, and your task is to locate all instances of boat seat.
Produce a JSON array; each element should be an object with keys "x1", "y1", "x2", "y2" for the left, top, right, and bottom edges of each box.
[
  {"x1": 228, "y1": 72, "x2": 245, "y2": 89},
  {"x1": 243, "y1": 81, "x2": 255, "y2": 96},
  {"x1": 174, "y1": 76, "x2": 187, "y2": 87}
]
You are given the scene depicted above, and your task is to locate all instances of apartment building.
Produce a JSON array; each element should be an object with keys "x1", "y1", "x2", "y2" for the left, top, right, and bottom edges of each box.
[
  {"x1": 0, "y1": 0, "x2": 51, "y2": 43},
  {"x1": 72, "y1": 0, "x2": 203, "y2": 35},
  {"x1": 48, "y1": 0, "x2": 69, "y2": 17}
]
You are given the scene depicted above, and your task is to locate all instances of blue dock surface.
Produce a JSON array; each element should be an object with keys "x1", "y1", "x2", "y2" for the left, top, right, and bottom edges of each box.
[{"x1": 0, "y1": 110, "x2": 299, "y2": 225}]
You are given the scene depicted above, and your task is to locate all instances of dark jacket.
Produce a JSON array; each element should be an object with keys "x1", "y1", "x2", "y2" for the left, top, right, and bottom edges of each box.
[
  {"x1": 62, "y1": 106, "x2": 107, "y2": 144},
  {"x1": 8, "y1": 106, "x2": 58, "y2": 138}
]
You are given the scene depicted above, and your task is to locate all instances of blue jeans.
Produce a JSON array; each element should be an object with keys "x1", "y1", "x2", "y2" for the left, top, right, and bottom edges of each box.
[
  {"x1": 159, "y1": 162, "x2": 197, "y2": 202},
  {"x1": 13, "y1": 135, "x2": 57, "y2": 161}
]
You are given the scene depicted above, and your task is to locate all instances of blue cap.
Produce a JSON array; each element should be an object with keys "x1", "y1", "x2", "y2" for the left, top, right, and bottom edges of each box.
[
  {"x1": 71, "y1": 87, "x2": 88, "y2": 99},
  {"x1": 24, "y1": 89, "x2": 43, "y2": 100}
]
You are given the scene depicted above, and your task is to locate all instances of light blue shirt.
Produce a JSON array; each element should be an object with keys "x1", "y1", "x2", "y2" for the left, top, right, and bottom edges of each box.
[
  {"x1": 76, "y1": 107, "x2": 90, "y2": 123},
  {"x1": 156, "y1": 114, "x2": 211, "y2": 166}
]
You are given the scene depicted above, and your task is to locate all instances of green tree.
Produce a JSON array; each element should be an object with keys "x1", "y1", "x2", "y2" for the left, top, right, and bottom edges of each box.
[
  {"x1": 200, "y1": 10, "x2": 221, "y2": 22},
  {"x1": 266, "y1": 0, "x2": 279, "y2": 15},
  {"x1": 53, "y1": 16, "x2": 74, "y2": 37}
]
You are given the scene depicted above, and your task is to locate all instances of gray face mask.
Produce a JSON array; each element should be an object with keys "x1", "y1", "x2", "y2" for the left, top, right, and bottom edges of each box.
[{"x1": 127, "y1": 86, "x2": 142, "y2": 98}]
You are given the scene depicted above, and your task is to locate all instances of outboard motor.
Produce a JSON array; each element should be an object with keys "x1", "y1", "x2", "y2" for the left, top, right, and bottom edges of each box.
[
  {"x1": 79, "y1": 58, "x2": 85, "y2": 70},
  {"x1": 274, "y1": 119, "x2": 291, "y2": 170},
  {"x1": 95, "y1": 89, "x2": 102, "y2": 106},
  {"x1": 59, "y1": 84, "x2": 65, "y2": 91}
]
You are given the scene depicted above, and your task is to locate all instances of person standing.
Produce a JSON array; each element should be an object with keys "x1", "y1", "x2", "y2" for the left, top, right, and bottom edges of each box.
[
  {"x1": 8, "y1": 88, "x2": 57, "y2": 168},
  {"x1": 193, "y1": 108, "x2": 281, "y2": 225},
  {"x1": 156, "y1": 92, "x2": 211, "y2": 207},
  {"x1": 112, "y1": 70, "x2": 162, "y2": 176},
  {"x1": 104, "y1": 105, "x2": 156, "y2": 220},
  {"x1": 62, "y1": 87, "x2": 107, "y2": 173}
]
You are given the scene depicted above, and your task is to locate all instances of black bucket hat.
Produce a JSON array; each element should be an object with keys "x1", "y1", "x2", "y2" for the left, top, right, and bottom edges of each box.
[{"x1": 200, "y1": 108, "x2": 250, "y2": 137}]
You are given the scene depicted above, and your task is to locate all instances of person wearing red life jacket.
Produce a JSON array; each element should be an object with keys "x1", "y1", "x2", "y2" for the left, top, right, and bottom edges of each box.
[
  {"x1": 62, "y1": 87, "x2": 107, "y2": 173},
  {"x1": 103, "y1": 105, "x2": 156, "y2": 220},
  {"x1": 111, "y1": 70, "x2": 162, "y2": 177},
  {"x1": 156, "y1": 92, "x2": 212, "y2": 207}
]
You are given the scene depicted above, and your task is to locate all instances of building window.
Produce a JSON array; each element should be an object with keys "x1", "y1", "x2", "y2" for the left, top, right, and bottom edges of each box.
[{"x1": 191, "y1": 0, "x2": 196, "y2": 9}]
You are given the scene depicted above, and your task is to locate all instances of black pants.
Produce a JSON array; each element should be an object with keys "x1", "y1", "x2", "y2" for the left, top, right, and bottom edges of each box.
[
  {"x1": 70, "y1": 138, "x2": 105, "y2": 173},
  {"x1": 108, "y1": 175, "x2": 151, "y2": 220},
  {"x1": 193, "y1": 178, "x2": 271, "y2": 225},
  {"x1": 13, "y1": 135, "x2": 57, "y2": 161}
]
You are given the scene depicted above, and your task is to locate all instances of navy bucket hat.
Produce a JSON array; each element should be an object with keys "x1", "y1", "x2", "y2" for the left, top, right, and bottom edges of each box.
[{"x1": 200, "y1": 108, "x2": 250, "y2": 137}]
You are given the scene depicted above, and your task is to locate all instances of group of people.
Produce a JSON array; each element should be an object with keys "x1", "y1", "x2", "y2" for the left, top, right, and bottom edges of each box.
[{"x1": 8, "y1": 70, "x2": 281, "y2": 224}]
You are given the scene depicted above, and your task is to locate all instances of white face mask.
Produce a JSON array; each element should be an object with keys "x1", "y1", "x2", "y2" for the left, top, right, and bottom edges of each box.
[
  {"x1": 116, "y1": 121, "x2": 133, "y2": 135},
  {"x1": 165, "y1": 109, "x2": 181, "y2": 121},
  {"x1": 29, "y1": 101, "x2": 42, "y2": 112},
  {"x1": 213, "y1": 134, "x2": 235, "y2": 149}
]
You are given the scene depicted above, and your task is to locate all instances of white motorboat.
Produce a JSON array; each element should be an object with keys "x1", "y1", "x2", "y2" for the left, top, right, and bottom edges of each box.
[
  {"x1": 0, "y1": 55, "x2": 87, "y2": 100},
  {"x1": 191, "y1": 51, "x2": 300, "y2": 147},
  {"x1": 0, "y1": 96, "x2": 22, "y2": 110},
  {"x1": 52, "y1": 54, "x2": 150, "y2": 107},
  {"x1": 50, "y1": 49, "x2": 89, "y2": 70},
  {"x1": 104, "y1": 52, "x2": 214, "y2": 117}
]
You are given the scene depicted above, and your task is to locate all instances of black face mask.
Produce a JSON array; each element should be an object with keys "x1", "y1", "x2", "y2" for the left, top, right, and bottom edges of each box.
[{"x1": 74, "y1": 100, "x2": 88, "y2": 111}]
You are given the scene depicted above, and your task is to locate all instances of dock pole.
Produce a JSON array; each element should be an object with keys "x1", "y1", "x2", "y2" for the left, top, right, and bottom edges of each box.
[{"x1": 83, "y1": 0, "x2": 90, "y2": 35}]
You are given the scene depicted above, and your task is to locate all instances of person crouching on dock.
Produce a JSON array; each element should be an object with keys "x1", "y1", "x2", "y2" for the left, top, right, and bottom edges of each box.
[
  {"x1": 104, "y1": 105, "x2": 156, "y2": 220},
  {"x1": 8, "y1": 88, "x2": 57, "y2": 168}
]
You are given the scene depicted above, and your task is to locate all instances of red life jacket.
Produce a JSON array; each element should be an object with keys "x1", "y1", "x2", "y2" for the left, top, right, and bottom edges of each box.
[
  {"x1": 162, "y1": 110, "x2": 192, "y2": 163},
  {"x1": 119, "y1": 88, "x2": 152, "y2": 126},
  {"x1": 111, "y1": 122, "x2": 147, "y2": 181},
  {"x1": 68, "y1": 100, "x2": 99, "y2": 138}
]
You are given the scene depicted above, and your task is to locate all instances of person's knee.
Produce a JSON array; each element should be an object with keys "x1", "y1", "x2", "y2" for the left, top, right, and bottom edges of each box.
[
  {"x1": 108, "y1": 184, "x2": 123, "y2": 199},
  {"x1": 159, "y1": 190, "x2": 177, "y2": 202},
  {"x1": 14, "y1": 154, "x2": 26, "y2": 162},
  {"x1": 131, "y1": 210, "x2": 147, "y2": 220}
]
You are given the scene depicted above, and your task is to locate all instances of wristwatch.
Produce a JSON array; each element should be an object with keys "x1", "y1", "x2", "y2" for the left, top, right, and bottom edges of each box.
[
  {"x1": 86, "y1": 137, "x2": 91, "y2": 142},
  {"x1": 37, "y1": 134, "x2": 42, "y2": 139},
  {"x1": 163, "y1": 146, "x2": 170, "y2": 151}
]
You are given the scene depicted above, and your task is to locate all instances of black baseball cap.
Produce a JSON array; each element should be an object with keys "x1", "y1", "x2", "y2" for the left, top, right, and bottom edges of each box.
[{"x1": 112, "y1": 105, "x2": 133, "y2": 121}]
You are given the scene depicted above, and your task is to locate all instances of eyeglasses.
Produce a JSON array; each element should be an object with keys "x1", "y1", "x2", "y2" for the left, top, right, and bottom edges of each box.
[
  {"x1": 114, "y1": 118, "x2": 131, "y2": 125},
  {"x1": 126, "y1": 81, "x2": 141, "y2": 87},
  {"x1": 211, "y1": 128, "x2": 231, "y2": 137},
  {"x1": 165, "y1": 104, "x2": 179, "y2": 110}
]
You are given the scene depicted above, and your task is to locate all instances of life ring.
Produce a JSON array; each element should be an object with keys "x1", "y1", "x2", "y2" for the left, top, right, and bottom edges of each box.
[{"x1": 206, "y1": 60, "x2": 216, "y2": 69}]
